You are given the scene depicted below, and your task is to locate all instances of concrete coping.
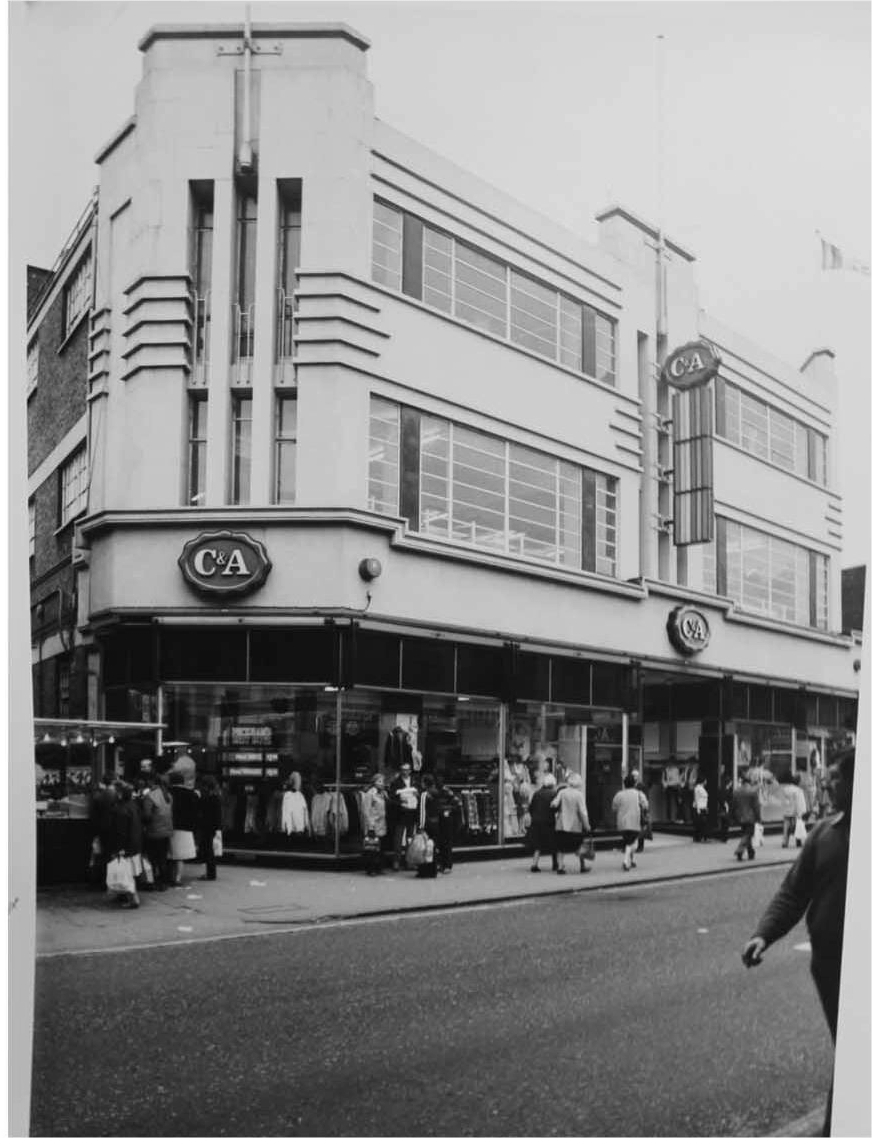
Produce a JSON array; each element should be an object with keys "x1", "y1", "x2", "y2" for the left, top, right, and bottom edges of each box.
[{"x1": 137, "y1": 23, "x2": 371, "y2": 53}]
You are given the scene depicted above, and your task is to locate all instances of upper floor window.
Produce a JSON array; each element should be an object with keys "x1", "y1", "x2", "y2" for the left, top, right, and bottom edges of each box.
[
  {"x1": 368, "y1": 396, "x2": 400, "y2": 516},
  {"x1": 187, "y1": 395, "x2": 208, "y2": 506},
  {"x1": 369, "y1": 396, "x2": 618, "y2": 577},
  {"x1": 694, "y1": 517, "x2": 828, "y2": 630},
  {"x1": 276, "y1": 181, "x2": 302, "y2": 362},
  {"x1": 372, "y1": 200, "x2": 616, "y2": 385},
  {"x1": 28, "y1": 500, "x2": 35, "y2": 558},
  {"x1": 371, "y1": 200, "x2": 403, "y2": 291},
  {"x1": 231, "y1": 397, "x2": 252, "y2": 504},
  {"x1": 27, "y1": 340, "x2": 39, "y2": 397},
  {"x1": 233, "y1": 190, "x2": 258, "y2": 362},
  {"x1": 715, "y1": 378, "x2": 828, "y2": 485},
  {"x1": 59, "y1": 445, "x2": 88, "y2": 525},
  {"x1": 64, "y1": 253, "x2": 92, "y2": 337},
  {"x1": 189, "y1": 182, "x2": 214, "y2": 376},
  {"x1": 274, "y1": 395, "x2": 297, "y2": 503}
]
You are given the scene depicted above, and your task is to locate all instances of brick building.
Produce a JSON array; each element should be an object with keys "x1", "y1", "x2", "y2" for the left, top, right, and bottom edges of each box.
[
  {"x1": 27, "y1": 21, "x2": 861, "y2": 867},
  {"x1": 27, "y1": 195, "x2": 97, "y2": 725}
]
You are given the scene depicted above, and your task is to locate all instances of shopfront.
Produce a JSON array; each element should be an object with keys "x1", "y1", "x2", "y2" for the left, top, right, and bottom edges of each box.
[{"x1": 98, "y1": 621, "x2": 641, "y2": 858}]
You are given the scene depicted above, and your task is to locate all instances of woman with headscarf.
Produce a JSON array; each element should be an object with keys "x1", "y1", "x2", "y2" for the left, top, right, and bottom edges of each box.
[
  {"x1": 527, "y1": 772, "x2": 561, "y2": 873},
  {"x1": 551, "y1": 772, "x2": 592, "y2": 874}
]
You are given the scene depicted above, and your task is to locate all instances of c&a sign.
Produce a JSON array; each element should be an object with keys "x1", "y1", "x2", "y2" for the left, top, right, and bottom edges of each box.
[
  {"x1": 178, "y1": 530, "x2": 271, "y2": 598},
  {"x1": 662, "y1": 341, "x2": 721, "y2": 390},
  {"x1": 666, "y1": 605, "x2": 711, "y2": 656}
]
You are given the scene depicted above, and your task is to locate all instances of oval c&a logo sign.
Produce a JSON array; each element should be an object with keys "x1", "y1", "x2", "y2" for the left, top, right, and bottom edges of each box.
[
  {"x1": 178, "y1": 531, "x2": 272, "y2": 598},
  {"x1": 667, "y1": 605, "x2": 711, "y2": 656},
  {"x1": 661, "y1": 340, "x2": 721, "y2": 390}
]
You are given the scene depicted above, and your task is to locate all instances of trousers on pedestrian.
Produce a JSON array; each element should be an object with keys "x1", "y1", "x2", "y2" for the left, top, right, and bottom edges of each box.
[
  {"x1": 198, "y1": 830, "x2": 217, "y2": 879},
  {"x1": 812, "y1": 952, "x2": 841, "y2": 1136},
  {"x1": 735, "y1": 822, "x2": 755, "y2": 858},
  {"x1": 144, "y1": 837, "x2": 170, "y2": 886},
  {"x1": 781, "y1": 814, "x2": 797, "y2": 847}
]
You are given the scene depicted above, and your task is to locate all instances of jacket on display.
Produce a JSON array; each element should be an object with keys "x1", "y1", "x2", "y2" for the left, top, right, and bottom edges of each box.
[
  {"x1": 384, "y1": 727, "x2": 413, "y2": 772},
  {"x1": 281, "y1": 790, "x2": 310, "y2": 835}
]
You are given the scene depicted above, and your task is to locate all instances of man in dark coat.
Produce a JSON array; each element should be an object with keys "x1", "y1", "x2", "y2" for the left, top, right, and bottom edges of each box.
[
  {"x1": 88, "y1": 772, "x2": 118, "y2": 884},
  {"x1": 742, "y1": 749, "x2": 854, "y2": 1136},
  {"x1": 731, "y1": 771, "x2": 762, "y2": 861},
  {"x1": 197, "y1": 775, "x2": 223, "y2": 881}
]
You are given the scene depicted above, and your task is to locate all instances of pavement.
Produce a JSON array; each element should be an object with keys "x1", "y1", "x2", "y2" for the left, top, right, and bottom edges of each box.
[{"x1": 36, "y1": 832, "x2": 798, "y2": 958}]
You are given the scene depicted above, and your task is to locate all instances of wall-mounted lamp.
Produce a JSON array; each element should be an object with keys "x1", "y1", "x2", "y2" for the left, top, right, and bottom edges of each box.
[{"x1": 358, "y1": 557, "x2": 383, "y2": 582}]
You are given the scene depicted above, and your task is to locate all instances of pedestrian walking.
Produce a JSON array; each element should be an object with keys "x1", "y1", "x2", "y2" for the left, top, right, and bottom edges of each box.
[
  {"x1": 197, "y1": 775, "x2": 223, "y2": 881},
  {"x1": 741, "y1": 749, "x2": 855, "y2": 1137},
  {"x1": 362, "y1": 774, "x2": 388, "y2": 875},
  {"x1": 413, "y1": 773, "x2": 440, "y2": 878},
  {"x1": 105, "y1": 781, "x2": 143, "y2": 908},
  {"x1": 611, "y1": 772, "x2": 648, "y2": 871},
  {"x1": 778, "y1": 773, "x2": 807, "y2": 849},
  {"x1": 527, "y1": 773, "x2": 560, "y2": 873},
  {"x1": 389, "y1": 762, "x2": 419, "y2": 870},
  {"x1": 692, "y1": 775, "x2": 710, "y2": 842},
  {"x1": 731, "y1": 771, "x2": 762, "y2": 861},
  {"x1": 140, "y1": 772, "x2": 174, "y2": 889},
  {"x1": 168, "y1": 770, "x2": 199, "y2": 887},
  {"x1": 88, "y1": 772, "x2": 118, "y2": 885},
  {"x1": 717, "y1": 773, "x2": 733, "y2": 842},
  {"x1": 551, "y1": 772, "x2": 592, "y2": 874}
]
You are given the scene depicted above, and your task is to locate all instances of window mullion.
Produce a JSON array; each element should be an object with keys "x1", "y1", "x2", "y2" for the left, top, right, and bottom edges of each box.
[
  {"x1": 505, "y1": 266, "x2": 511, "y2": 341},
  {"x1": 447, "y1": 422, "x2": 454, "y2": 541},
  {"x1": 503, "y1": 441, "x2": 510, "y2": 554}
]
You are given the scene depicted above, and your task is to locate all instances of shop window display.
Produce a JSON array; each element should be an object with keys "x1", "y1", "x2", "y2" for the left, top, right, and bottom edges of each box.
[
  {"x1": 337, "y1": 690, "x2": 502, "y2": 855},
  {"x1": 162, "y1": 684, "x2": 340, "y2": 853},
  {"x1": 505, "y1": 703, "x2": 638, "y2": 835}
]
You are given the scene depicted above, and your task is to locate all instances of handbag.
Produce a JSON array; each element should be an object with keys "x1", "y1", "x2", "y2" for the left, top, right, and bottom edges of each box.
[
  {"x1": 362, "y1": 831, "x2": 381, "y2": 854},
  {"x1": 752, "y1": 822, "x2": 765, "y2": 850},
  {"x1": 212, "y1": 830, "x2": 224, "y2": 858},
  {"x1": 106, "y1": 854, "x2": 135, "y2": 896},
  {"x1": 793, "y1": 816, "x2": 807, "y2": 846}
]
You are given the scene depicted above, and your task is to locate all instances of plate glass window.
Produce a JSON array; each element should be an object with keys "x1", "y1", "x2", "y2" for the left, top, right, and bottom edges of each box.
[
  {"x1": 28, "y1": 500, "x2": 35, "y2": 558},
  {"x1": 60, "y1": 446, "x2": 88, "y2": 524}
]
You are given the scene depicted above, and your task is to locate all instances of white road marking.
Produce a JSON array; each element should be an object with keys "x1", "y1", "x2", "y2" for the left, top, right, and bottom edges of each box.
[
  {"x1": 186, "y1": 895, "x2": 202, "y2": 901},
  {"x1": 177, "y1": 926, "x2": 194, "y2": 933},
  {"x1": 697, "y1": 928, "x2": 709, "y2": 934}
]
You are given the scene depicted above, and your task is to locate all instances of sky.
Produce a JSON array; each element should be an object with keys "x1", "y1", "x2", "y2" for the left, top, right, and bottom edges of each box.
[{"x1": 9, "y1": 0, "x2": 872, "y2": 564}]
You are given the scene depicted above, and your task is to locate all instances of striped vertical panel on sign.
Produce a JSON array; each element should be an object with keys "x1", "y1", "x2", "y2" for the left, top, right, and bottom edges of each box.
[{"x1": 672, "y1": 383, "x2": 714, "y2": 545}]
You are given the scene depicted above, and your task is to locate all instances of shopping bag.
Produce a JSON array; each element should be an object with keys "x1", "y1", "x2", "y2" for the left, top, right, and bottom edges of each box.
[
  {"x1": 405, "y1": 830, "x2": 432, "y2": 869},
  {"x1": 212, "y1": 830, "x2": 224, "y2": 858},
  {"x1": 578, "y1": 834, "x2": 596, "y2": 862},
  {"x1": 793, "y1": 816, "x2": 807, "y2": 846},
  {"x1": 140, "y1": 856, "x2": 155, "y2": 885},
  {"x1": 106, "y1": 854, "x2": 135, "y2": 895},
  {"x1": 752, "y1": 822, "x2": 765, "y2": 850}
]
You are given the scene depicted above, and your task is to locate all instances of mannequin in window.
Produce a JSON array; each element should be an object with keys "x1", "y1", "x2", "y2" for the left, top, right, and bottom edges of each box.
[{"x1": 662, "y1": 760, "x2": 682, "y2": 822}]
